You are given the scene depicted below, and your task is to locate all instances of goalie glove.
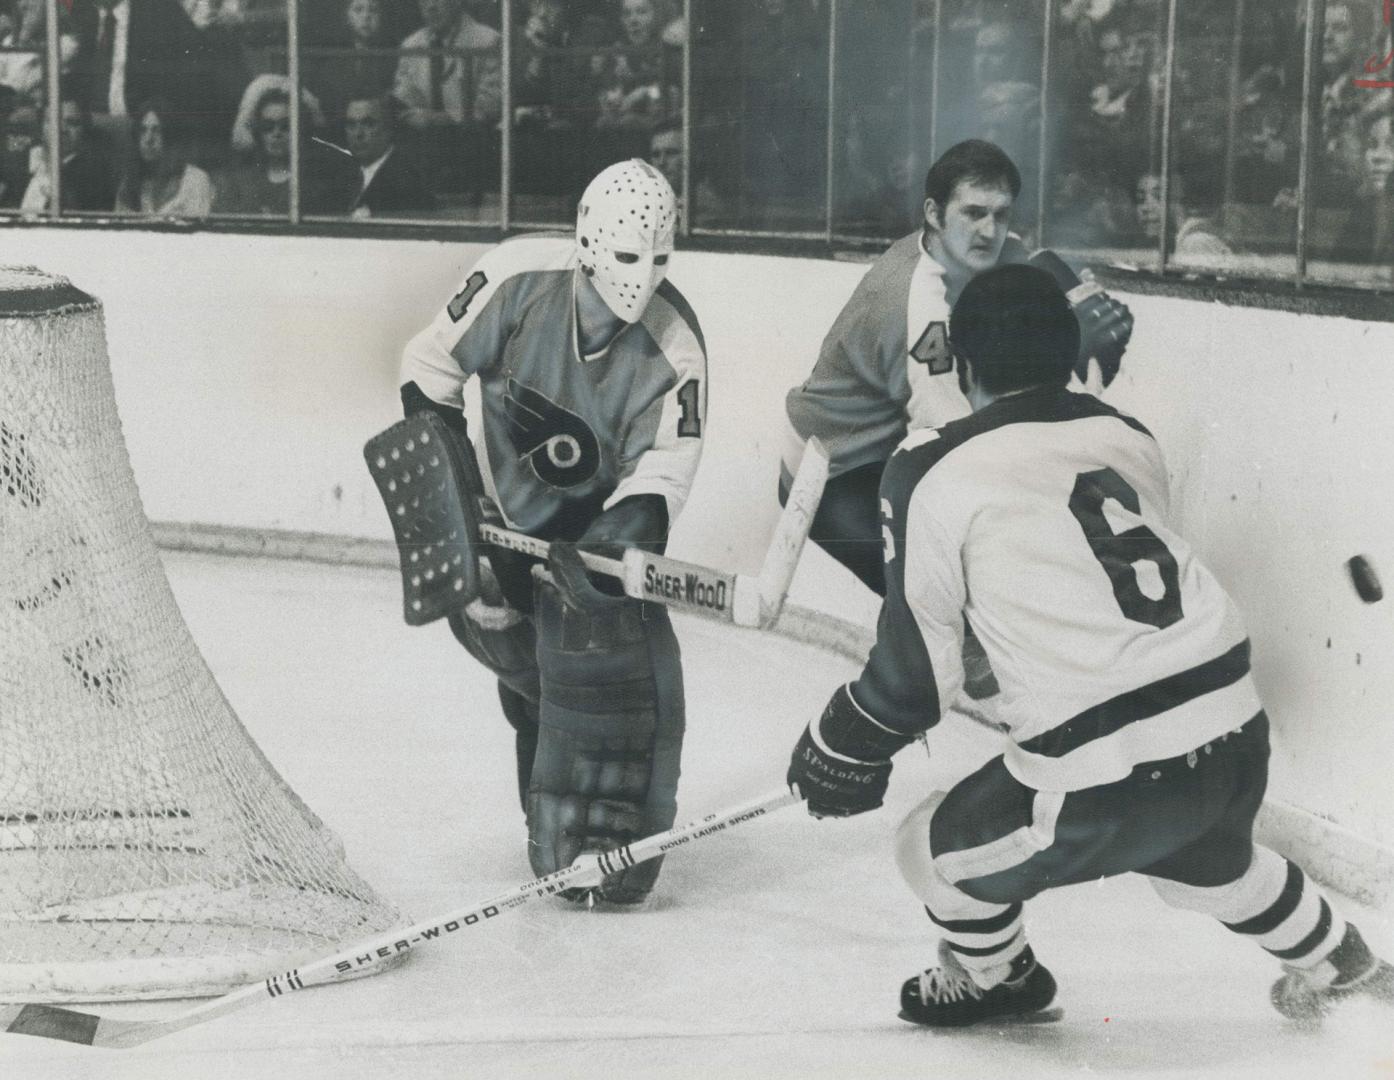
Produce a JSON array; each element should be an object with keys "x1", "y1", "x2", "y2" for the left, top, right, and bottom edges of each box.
[
  {"x1": 1027, "y1": 249, "x2": 1133, "y2": 387},
  {"x1": 787, "y1": 684, "x2": 915, "y2": 818},
  {"x1": 546, "y1": 494, "x2": 671, "y2": 613}
]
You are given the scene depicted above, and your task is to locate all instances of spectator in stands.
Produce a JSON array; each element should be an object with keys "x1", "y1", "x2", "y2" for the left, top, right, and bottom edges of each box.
[
  {"x1": 648, "y1": 114, "x2": 680, "y2": 190},
  {"x1": 1053, "y1": 4, "x2": 1163, "y2": 246},
  {"x1": 0, "y1": 93, "x2": 38, "y2": 206},
  {"x1": 590, "y1": 0, "x2": 679, "y2": 166},
  {"x1": 19, "y1": 94, "x2": 117, "y2": 213},
  {"x1": 1230, "y1": 65, "x2": 1296, "y2": 207},
  {"x1": 1056, "y1": 0, "x2": 1115, "y2": 72},
  {"x1": 214, "y1": 74, "x2": 358, "y2": 216},
  {"x1": 304, "y1": 0, "x2": 398, "y2": 126},
  {"x1": 1332, "y1": 101, "x2": 1394, "y2": 264},
  {"x1": 180, "y1": 0, "x2": 241, "y2": 29},
  {"x1": 180, "y1": 0, "x2": 250, "y2": 149},
  {"x1": 69, "y1": 0, "x2": 231, "y2": 149},
  {"x1": 392, "y1": 0, "x2": 501, "y2": 197},
  {"x1": 115, "y1": 96, "x2": 213, "y2": 217},
  {"x1": 343, "y1": 91, "x2": 435, "y2": 217},
  {"x1": 511, "y1": 0, "x2": 592, "y2": 196},
  {"x1": 1316, "y1": 2, "x2": 1390, "y2": 207},
  {"x1": 0, "y1": 0, "x2": 79, "y2": 105},
  {"x1": 1134, "y1": 170, "x2": 1233, "y2": 260},
  {"x1": 648, "y1": 115, "x2": 725, "y2": 227},
  {"x1": 1085, "y1": 10, "x2": 1161, "y2": 156}
]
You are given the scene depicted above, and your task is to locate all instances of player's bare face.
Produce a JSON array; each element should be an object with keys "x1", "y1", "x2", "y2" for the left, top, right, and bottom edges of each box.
[{"x1": 927, "y1": 181, "x2": 1013, "y2": 280}]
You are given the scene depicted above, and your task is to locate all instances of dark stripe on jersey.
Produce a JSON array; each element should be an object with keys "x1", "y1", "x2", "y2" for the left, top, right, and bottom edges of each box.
[
  {"x1": 889, "y1": 386, "x2": 1153, "y2": 483},
  {"x1": 655, "y1": 278, "x2": 707, "y2": 354},
  {"x1": 1224, "y1": 860, "x2": 1303, "y2": 935},
  {"x1": 926, "y1": 903, "x2": 1023, "y2": 935},
  {"x1": 1269, "y1": 899, "x2": 1333, "y2": 961},
  {"x1": 1017, "y1": 639, "x2": 1251, "y2": 759},
  {"x1": 946, "y1": 937, "x2": 1022, "y2": 958}
]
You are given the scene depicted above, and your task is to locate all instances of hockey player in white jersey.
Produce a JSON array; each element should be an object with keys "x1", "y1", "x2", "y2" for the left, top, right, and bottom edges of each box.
[
  {"x1": 786, "y1": 263, "x2": 1393, "y2": 1027},
  {"x1": 781, "y1": 139, "x2": 1134, "y2": 599},
  {"x1": 396, "y1": 159, "x2": 705, "y2": 904}
]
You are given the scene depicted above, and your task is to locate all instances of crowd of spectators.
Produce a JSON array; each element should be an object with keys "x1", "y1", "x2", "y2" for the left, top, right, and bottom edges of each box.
[
  {"x1": 0, "y1": 0, "x2": 1389, "y2": 271},
  {"x1": 0, "y1": 0, "x2": 685, "y2": 219}
]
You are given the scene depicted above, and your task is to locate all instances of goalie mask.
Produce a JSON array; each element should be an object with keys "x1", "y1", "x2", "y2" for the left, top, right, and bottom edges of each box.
[{"x1": 576, "y1": 159, "x2": 677, "y2": 323}]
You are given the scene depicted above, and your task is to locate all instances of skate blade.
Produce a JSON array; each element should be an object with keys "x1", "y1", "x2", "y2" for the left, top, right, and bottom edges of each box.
[{"x1": 898, "y1": 1005, "x2": 1064, "y2": 1028}]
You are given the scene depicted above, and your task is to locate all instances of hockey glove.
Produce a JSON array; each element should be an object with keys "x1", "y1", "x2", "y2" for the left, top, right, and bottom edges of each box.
[
  {"x1": 787, "y1": 684, "x2": 915, "y2": 818},
  {"x1": 1027, "y1": 250, "x2": 1133, "y2": 387},
  {"x1": 580, "y1": 494, "x2": 670, "y2": 560},
  {"x1": 546, "y1": 541, "x2": 627, "y2": 615},
  {"x1": 1071, "y1": 269, "x2": 1133, "y2": 386},
  {"x1": 547, "y1": 494, "x2": 672, "y2": 612}
]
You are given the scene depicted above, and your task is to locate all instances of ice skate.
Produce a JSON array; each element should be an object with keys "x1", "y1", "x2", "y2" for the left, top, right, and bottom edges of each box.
[
  {"x1": 1271, "y1": 924, "x2": 1394, "y2": 1023},
  {"x1": 899, "y1": 942, "x2": 1061, "y2": 1027}
]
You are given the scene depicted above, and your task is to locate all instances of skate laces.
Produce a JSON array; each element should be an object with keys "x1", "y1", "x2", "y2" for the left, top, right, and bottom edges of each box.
[{"x1": 914, "y1": 964, "x2": 984, "y2": 1006}]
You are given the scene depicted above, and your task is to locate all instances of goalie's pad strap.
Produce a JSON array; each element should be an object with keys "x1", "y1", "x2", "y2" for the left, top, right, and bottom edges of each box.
[{"x1": 364, "y1": 412, "x2": 487, "y2": 625}]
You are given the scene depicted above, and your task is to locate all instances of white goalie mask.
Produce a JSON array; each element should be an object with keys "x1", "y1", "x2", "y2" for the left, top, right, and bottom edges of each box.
[{"x1": 575, "y1": 159, "x2": 677, "y2": 323}]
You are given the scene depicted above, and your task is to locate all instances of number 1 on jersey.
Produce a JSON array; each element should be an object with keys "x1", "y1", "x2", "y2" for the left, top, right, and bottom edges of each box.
[
  {"x1": 446, "y1": 271, "x2": 488, "y2": 323},
  {"x1": 676, "y1": 378, "x2": 702, "y2": 437}
]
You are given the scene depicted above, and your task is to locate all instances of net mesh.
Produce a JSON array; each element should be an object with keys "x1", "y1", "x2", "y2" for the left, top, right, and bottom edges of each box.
[{"x1": 0, "y1": 267, "x2": 402, "y2": 1001}]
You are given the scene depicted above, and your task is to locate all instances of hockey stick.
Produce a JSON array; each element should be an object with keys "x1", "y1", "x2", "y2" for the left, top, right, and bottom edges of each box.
[
  {"x1": 367, "y1": 412, "x2": 828, "y2": 630},
  {"x1": 0, "y1": 786, "x2": 804, "y2": 1050},
  {"x1": 483, "y1": 435, "x2": 827, "y2": 629}
]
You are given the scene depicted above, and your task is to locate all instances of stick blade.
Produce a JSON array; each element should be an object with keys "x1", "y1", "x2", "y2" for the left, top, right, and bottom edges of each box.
[{"x1": 3, "y1": 1002, "x2": 154, "y2": 1049}]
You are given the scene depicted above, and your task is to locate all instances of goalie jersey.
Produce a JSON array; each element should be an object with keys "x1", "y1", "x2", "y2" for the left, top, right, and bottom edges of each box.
[
  {"x1": 854, "y1": 388, "x2": 1262, "y2": 793},
  {"x1": 400, "y1": 234, "x2": 707, "y2": 536}
]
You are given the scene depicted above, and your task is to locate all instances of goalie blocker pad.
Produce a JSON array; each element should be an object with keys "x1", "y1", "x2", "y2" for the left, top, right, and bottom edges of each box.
[
  {"x1": 364, "y1": 412, "x2": 488, "y2": 625},
  {"x1": 528, "y1": 574, "x2": 685, "y2": 904}
]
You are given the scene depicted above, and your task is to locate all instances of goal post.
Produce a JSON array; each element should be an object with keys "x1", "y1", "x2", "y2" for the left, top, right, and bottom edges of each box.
[{"x1": 0, "y1": 267, "x2": 402, "y2": 1002}]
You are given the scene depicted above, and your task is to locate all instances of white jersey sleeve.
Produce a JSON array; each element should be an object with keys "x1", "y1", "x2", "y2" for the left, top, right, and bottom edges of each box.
[
  {"x1": 606, "y1": 282, "x2": 708, "y2": 524},
  {"x1": 399, "y1": 236, "x2": 573, "y2": 409}
]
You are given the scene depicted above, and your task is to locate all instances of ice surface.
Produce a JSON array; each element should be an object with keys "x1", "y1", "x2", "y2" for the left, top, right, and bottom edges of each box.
[{"x1": 2, "y1": 551, "x2": 1390, "y2": 1079}]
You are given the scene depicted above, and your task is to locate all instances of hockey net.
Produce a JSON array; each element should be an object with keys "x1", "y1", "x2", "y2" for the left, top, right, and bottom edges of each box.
[{"x1": 0, "y1": 267, "x2": 402, "y2": 1002}]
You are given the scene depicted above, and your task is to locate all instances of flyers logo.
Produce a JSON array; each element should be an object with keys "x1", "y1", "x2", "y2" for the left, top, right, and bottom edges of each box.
[{"x1": 503, "y1": 379, "x2": 600, "y2": 488}]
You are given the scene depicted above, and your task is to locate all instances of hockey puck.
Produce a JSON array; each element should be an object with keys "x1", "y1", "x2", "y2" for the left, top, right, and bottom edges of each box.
[{"x1": 1346, "y1": 555, "x2": 1383, "y2": 604}]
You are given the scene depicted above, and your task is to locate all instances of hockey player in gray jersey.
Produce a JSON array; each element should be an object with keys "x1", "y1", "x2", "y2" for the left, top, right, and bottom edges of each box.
[
  {"x1": 394, "y1": 159, "x2": 705, "y2": 904},
  {"x1": 781, "y1": 139, "x2": 1134, "y2": 599},
  {"x1": 786, "y1": 264, "x2": 1393, "y2": 1028}
]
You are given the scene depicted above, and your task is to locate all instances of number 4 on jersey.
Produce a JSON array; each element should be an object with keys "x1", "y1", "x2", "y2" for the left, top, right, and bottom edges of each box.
[{"x1": 911, "y1": 321, "x2": 952, "y2": 376}]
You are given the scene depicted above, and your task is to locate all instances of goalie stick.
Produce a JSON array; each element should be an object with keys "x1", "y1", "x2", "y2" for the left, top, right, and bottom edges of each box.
[
  {"x1": 0, "y1": 786, "x2": 804, "y2": 1050},
  {"x1": 366, "y1": 413, "x2": 828, "y2": 629}
]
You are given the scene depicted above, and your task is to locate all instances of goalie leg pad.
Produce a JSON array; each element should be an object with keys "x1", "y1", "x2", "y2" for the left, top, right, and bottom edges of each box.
[
  {"x1": 528, "y1": 576, "x2": 685, "y2": 903},
  {"x1": 445, "y1": 600, "x2": 539, "y2": 704},
  {"x1": 364, "y1": 413, "x2": 489, "y2": 625},
  {"x1": 497, "y1": 682, "x2": 540, "y2": 812}
]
